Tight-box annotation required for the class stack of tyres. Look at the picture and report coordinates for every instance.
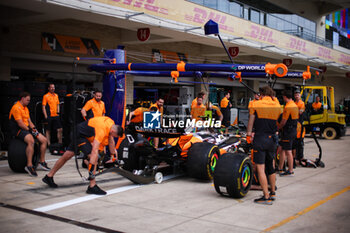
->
[214,153,253,198]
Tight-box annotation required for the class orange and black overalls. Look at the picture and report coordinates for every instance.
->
[130,107,149,123]
[191,103,206,121]
[42,92,62,130]
[294,99,305,160]
[67,116,115,157]
[191,98,198,110]
[211,105,222,121]
[280,101,299,151]
[149,103,163,115]
[250,96,281,175]
[82,98,106,119]
[9,101,31,140]
[220,97,230,127]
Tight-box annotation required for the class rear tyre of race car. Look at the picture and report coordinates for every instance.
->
[117,136,138,172]
[8,139,39,173]
[117,134,154,172]
[214,153,252,198]
[187,142,220,180]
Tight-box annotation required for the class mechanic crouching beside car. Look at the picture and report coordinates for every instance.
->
[42,116,124,195]
[246,86,281,205]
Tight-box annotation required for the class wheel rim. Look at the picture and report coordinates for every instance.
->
[326,130,333,137]
[324,127,336,139]
[155,172,163,184]
[210,153,219,173]
[241,164,251,189]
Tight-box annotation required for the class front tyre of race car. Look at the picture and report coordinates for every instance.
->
[187,142,220,180]
[214,153,252,198]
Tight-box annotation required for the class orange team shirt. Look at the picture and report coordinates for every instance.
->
[131,107,148,123]
[282,101,299,121]
[9,101,30,126]
[248,99,258,109]
[295,99,305,113]
[87,116,115,147]
[42,92,60,117]
[149,103,163,115]
[191,104,206,120]
[99,138,108,152]
[83,98,105,117]
[249,96,281,134]
[312,102,322,111]
[191,98,198,109]
[212,105,222,117]
[220,97,229,108]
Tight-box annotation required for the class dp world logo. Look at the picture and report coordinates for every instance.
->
[143,111,161,129]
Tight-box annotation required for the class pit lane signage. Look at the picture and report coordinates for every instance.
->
[229,47,239,57]
[283,58,293,68]
[137,28,151,42]
[152,49,188,63]
[41,33,100,55]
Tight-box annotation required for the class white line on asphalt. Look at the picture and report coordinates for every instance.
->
[34,184,139,212]
[34,174,182,212]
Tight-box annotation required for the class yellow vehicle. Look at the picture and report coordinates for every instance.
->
[301,86,346,139]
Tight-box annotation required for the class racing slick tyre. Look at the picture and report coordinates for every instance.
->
[117,136,138,172]
[322,127,337,140]
[117,134,153,172]
[187,142,220,180]
[213,153,252,198]
[8,138,39,173]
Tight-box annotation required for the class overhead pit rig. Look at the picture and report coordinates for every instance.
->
[66,19,329,192]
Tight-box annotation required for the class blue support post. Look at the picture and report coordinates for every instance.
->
[102,46,127,129]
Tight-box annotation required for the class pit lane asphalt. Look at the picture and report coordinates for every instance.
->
[0,128,349,233]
